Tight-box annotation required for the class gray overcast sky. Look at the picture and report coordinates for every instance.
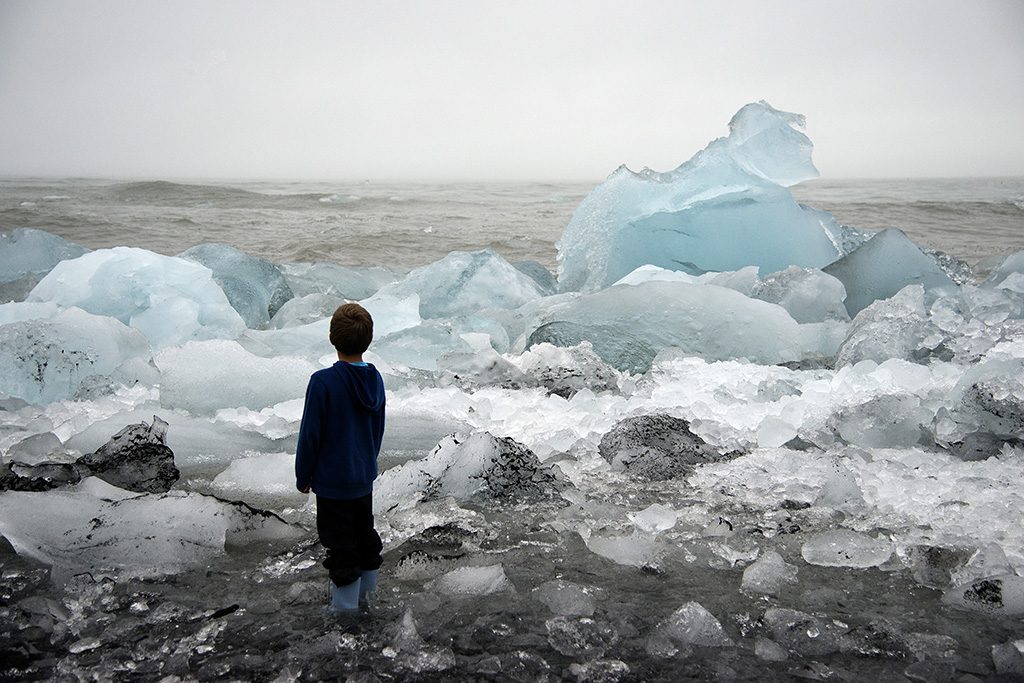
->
[1,0,1022,182]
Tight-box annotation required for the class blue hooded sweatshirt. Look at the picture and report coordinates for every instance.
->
[295,361,386,499]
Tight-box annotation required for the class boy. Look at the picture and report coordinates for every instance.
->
[295,303,386,612]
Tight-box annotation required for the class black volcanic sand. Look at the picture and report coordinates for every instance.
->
[2,496,1021,683]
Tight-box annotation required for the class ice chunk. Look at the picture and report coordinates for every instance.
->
[76,416,178,494]
[813,461,866,510]
[833,285,941,367]
[612,264,761,296]
[761,607,848,656]
[210,452,307,508]
[373,316,509,372]
[513,342,625,398]
[654,601,733,647]
[366,249,548,319]
[154,340,318,413]
[0,307,155,404]
[942,575,1024,616]
[823,229,959,318]
[360,292,422,338]
[265,293,347,329]
[545,616,618,658]
[385,610,457,673]
[832,393,932,449]
[983,250,1024,289]
[531,580,598,617]
[557,102,843,292]
[741,550,799,594]
[279,262,401,300]
[0,301,61,325]
[948,358,1024,442]
[993,639,1024,676]
[754,637,789,661]
[237,318,333,361]
[526,280,833,373]
[375,432,562,511]
[4,432,65,465]
[751,266,850,323]
[425,564,513,596]
[584,529,660,568]
[801,530,893,568]
[568,660,630,682]
[628,503,679,534]
[178,243,294,328]
[27,247,245,348]
[512,260,558,296]
[62,408,293,474]
[0,228,89,283]
[0,477,299,575]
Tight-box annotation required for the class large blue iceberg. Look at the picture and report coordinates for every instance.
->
[556,101,848,292]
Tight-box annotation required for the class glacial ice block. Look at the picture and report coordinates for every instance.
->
[525,280,837,373]
[823,229,958,318]
[154,340,319,413]
[365,249,548,319]
[984,250,1024,289]
[372,316,510,371]
[27,247,246,348]
[0,477,299,575]
[556,101,843,292]
[0,307,154,404]
[178,243,294,328]
[0,228,89,283]
[280,262,402,300]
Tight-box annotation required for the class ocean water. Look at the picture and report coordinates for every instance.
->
[3,176,1022,274]
[2,175,1024,682]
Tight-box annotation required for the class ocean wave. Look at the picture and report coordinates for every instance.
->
[107,180,261,204]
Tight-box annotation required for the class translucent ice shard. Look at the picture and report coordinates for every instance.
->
[426,564,512,596]
[801,529,893,568]
[178,243,294,328]
[741,550,799,595]
[823,229,959,317]
[557,101,843,292]
[0,228,89,284]
[366,248,547,319]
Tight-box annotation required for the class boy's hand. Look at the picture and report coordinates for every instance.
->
[301,486,311,493]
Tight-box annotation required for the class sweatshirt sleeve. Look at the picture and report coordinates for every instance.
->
[294,376,324,492]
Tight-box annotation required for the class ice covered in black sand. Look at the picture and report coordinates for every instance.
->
[3,102,1024,681]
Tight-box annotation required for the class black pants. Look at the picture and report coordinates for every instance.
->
[316,493,383,587]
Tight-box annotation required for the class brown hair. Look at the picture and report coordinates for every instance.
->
[329,303,373,355]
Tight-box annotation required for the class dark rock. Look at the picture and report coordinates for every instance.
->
[77,416,179,493]
[598,413,742,480]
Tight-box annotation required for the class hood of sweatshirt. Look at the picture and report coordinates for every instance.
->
[332,361,386,412]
